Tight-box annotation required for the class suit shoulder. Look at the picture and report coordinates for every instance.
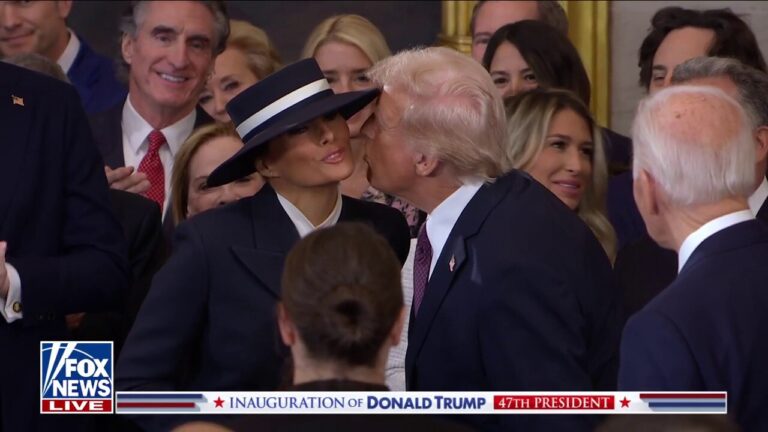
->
[0,61,77,101]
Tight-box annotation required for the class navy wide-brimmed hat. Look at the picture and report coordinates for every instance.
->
[206,58,379,187]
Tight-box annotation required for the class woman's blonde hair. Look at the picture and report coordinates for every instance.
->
[171,123,241,226]
[301,14,391,63]
[504,88,617,260]
[227,19,282,80]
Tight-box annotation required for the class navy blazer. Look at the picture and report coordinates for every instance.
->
[404,171,620,432]
[116,184,409,431]
[67,36,126,114]
[89,100,214,238]
[615,194,768,323]
[0,62,129,432]
[619,220,768,431]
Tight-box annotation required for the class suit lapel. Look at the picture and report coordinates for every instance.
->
[0,65,32,232]
[405,179,509,377]
[96,103,126,168]
[230,185,299,299]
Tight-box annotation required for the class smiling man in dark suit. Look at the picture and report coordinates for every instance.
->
[0,61,128,432]
[0,1,126,114]
[618,84,768,431]
[89,1,227,233]
[361,47,619,432]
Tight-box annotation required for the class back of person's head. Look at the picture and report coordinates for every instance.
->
[227,19,282,80]
[672,56,768,130]
[3,52,69,83]
[367,46,506,180]
[633,85,755,206]
[638,7,767,90]
[470,1,568,37]
[171,122,240,225]
[482,20,590,104]
[301,14,391,64]
[597,414,738,432]
[503,88,614,258]
[281,223,403,367]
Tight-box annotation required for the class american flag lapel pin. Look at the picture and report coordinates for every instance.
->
[12,95,24,106]
[449,255,456,272]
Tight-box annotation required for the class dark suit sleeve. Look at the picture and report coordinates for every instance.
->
[618,310,701,390]
[117,219,208,392]
[8,83,128,319]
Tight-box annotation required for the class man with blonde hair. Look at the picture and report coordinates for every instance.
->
[619,85,768,431]
[361,47,619,431]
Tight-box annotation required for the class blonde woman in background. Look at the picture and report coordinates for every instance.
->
[302,14,423,238]
[199,20,282,123]
[504,88,616,260]
[171,123,264,225]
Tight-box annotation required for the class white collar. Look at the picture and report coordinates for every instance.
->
[748,177,768,216]
[425,178,484,276]
[57,29,80,74]
[678,209,754,272]
[121,96,196,158]
[276,190,343,238]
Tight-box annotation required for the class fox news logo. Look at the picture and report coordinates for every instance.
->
[40,341,113,413]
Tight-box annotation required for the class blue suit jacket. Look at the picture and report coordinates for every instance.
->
[67,36,126,115]
[116,184,409,431]
[619,219,768,431]
[0,62,129,431]
[404,171,620,432]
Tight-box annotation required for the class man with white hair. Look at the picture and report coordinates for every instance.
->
[616,57,768,320]
[619,85,768,431]
[361,47,619,432]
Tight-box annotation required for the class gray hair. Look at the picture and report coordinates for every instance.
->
[671,56,768,129]
[632,85,755,206]
[367,47,506,181]
[3,53,70,83]
[120,1,229,54]
[471,1,569,36]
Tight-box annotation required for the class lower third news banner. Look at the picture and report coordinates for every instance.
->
[114,392,727,415]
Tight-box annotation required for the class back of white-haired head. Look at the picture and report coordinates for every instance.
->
[367,47,506,180]
[632,84,755,206]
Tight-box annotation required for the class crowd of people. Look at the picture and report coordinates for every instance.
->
[1,1,767,431]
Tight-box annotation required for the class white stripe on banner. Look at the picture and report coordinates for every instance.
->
[236,78,331,138]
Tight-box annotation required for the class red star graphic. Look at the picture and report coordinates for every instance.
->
[214,397,225,408]
[620,397,630,408]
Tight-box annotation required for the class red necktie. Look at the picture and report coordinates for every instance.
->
[138,130,166,211]
[412,223,432,317]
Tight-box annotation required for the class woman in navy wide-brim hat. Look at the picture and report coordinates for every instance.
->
[116,59,409,424]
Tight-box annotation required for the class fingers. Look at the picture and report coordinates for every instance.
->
[105,165,134,185]
[109,169,151,194]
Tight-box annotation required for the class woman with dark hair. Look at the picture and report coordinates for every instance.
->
[482,19,631,173]
[117,58,410,431]
[638,7,767,93]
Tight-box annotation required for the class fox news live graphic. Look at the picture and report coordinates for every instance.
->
[40,342,113,414]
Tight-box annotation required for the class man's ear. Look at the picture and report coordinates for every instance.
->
[754,126,768,167]
[57,1,73,19]
[121,34,134,66]
[634,168,660,218]
[276,303,296,347]
[413,152,439,177]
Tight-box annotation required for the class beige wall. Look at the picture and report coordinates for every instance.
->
[610,1,768,136]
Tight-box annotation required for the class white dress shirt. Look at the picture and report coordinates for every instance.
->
[423,178,484,277]
[276,190,342,238]
[748,177,768,216]
[56,30,80,74]
[122,96,196,215]
[677,209,754,272]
